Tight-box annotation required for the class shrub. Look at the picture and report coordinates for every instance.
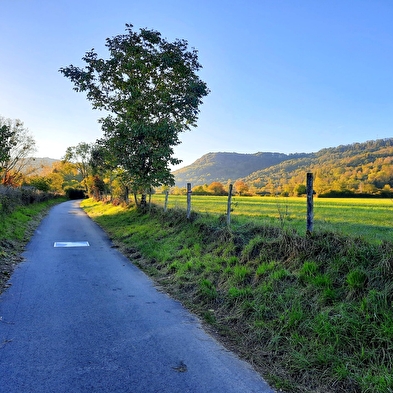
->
[0,185,55,214]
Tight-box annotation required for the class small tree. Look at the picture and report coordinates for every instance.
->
[294,184,307,196]
[29,177,51,192]
[0,117,36,186]
[234,180,249,196]
[63,142,93,192]
[60,24,209,207]
[0,122,16,165]
[192,184,209,195]
[52,161,81,191]
[90,175,107,201]
[207,181,227,196]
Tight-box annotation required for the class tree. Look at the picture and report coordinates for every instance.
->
[207,181,227,196]
[51,160,81,191]
[0,122,16,165]
[29,176,51,192]
[60,24,209,207]
[294,184,307,196]
[234,180,249,196]
[62,142,93,192]
[192,184,208,195]
[0,116,36,186]
[90,175,107,201]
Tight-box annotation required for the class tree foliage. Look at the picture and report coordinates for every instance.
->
[207,181,227,196]
[62,142,93,191]
[234,180,249,196]
[0,122,16,164]
[60,24,209,204]
[0,116,36,186]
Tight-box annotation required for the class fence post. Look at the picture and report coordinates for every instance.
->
[306,173,314,234]
[186,183,192,219]
[164,190,169,213]
[227,184,233,226]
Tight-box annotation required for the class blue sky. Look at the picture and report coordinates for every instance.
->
[1,1,392,169]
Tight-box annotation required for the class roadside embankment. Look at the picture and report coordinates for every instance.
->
[81,199,393,393]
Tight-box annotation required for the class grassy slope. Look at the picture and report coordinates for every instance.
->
[0,198,66,293]
[82,199,393,393]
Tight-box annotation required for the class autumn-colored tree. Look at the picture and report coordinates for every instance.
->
[234,180,249,196]
[207,182,226,196]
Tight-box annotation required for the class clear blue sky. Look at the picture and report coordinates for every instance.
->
[1,0,392,169]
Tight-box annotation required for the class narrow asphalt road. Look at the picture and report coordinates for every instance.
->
[0,200,275,393]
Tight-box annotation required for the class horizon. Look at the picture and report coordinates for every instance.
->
[31,135,392,171]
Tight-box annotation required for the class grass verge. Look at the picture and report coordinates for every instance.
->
[0,197,66,294]
[82,199,393,393]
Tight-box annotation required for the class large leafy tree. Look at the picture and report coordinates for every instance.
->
[60,24,209,205]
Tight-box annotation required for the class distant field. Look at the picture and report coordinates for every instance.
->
[151,195,393,243]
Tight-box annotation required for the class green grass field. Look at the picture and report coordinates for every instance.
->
[151,194,393,243]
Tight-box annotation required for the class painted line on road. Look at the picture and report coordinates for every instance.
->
[54,242,90,248]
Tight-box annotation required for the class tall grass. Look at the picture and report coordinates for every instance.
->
[82,199,393,393]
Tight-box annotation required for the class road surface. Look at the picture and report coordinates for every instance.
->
[0,200,274,393]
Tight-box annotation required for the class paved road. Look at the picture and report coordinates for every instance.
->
[0,200,274,393]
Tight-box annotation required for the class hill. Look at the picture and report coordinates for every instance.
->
[242,138,393,196]
[173,138,393,196]
[173,152,307,186]
[23,157,60,176]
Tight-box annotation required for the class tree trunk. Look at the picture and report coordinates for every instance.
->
[148,188,152,213]
[133,192,139,207]
[140,192,147,209]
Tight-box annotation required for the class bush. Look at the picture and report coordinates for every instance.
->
[0,193,16,214]
[0,185,57,215]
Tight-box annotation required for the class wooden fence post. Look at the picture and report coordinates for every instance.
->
[227,184,233,226]
[164,190,169,213]
[186,183,192,219]
[306,173,314,234]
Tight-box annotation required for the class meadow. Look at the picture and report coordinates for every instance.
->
[151,194,393,243]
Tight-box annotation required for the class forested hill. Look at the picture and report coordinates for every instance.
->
[242,138,393,196]
[173,151,307,186]
[24,157,60,176]
[173,139,393,196]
